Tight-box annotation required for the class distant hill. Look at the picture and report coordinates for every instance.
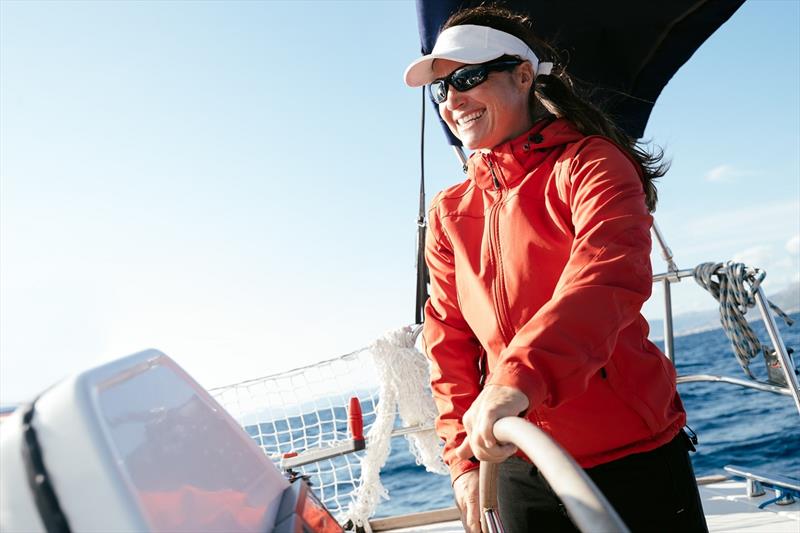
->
[770,282,800,314]
[648,282,799,340]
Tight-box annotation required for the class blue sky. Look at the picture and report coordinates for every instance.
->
[1,1,798,403]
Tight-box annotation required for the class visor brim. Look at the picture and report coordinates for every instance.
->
[403,49,505,87]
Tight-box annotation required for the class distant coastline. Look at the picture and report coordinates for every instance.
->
[648,282,800,341]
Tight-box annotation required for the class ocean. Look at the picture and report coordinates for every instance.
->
[372,311,800,518]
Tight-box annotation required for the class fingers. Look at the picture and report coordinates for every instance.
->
[470,432,517,462]
[454,471,481,533]
[461,495,481,533]
[462,403,474,435]
[455,438,474,460]
[474,408,497,451]
[472,409,518,461]
[469,396,502,460]
[456,404,477,460]
[461,388,524,462]
[457,429,515,462]
[457,492,480,533]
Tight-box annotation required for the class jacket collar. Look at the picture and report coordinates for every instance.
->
[467,118,584,190]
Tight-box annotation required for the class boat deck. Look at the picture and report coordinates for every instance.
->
[379,480,800,532]
[701,480,799,532]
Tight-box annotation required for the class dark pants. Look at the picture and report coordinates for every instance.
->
[497,432,708,532]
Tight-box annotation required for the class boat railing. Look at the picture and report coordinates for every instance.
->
[650,222,800,415]
[723,465,799,507]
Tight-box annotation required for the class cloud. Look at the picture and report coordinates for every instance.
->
[786,234,800,256]
[731,244,773,268]
[730,242,798,290]
[704,164,752,182]
[682,200,799,241]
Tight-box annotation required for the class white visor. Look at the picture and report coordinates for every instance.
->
[404,24,552,87]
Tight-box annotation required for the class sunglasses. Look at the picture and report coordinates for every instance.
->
[429,58,523,104]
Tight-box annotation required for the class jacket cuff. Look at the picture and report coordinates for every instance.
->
[449,459,479,485]
[486,361,548,411]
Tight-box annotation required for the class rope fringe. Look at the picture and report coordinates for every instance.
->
[341,326,446,530]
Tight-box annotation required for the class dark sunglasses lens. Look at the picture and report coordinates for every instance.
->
[450,65,488,91]
[429,60,511,103]
[430,80,448,103]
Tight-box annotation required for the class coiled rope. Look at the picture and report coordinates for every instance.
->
[693,261,794,378]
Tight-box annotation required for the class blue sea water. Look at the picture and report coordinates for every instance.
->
[372,312,800,518]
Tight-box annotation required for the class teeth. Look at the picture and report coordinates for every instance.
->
[457,110,484,125]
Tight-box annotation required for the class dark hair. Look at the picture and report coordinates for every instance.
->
[444,5,667,211]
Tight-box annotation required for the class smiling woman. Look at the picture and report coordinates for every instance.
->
[403,4,706,533]
[407,14,666,213]
[431,55,533,151]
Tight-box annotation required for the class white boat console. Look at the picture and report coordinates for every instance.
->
[0,350,340,533]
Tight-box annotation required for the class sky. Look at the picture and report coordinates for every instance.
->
[1,1,798,404]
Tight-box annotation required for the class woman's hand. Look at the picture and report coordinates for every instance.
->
[456,384,529,462]
[453,469,481,533]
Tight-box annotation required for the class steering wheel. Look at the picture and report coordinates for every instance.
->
[479,417,630,533]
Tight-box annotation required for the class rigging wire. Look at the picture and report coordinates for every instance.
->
[415,86,429,325]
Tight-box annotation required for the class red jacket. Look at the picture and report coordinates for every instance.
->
[422,118,686,482]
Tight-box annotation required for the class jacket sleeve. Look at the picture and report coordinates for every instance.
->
[486,137,654,410]
[422,198,483,483]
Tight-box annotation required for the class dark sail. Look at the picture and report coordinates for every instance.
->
[415,0,745,143]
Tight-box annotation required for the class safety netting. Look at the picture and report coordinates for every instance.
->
[209,326,447,529]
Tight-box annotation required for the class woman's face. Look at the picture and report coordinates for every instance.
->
[433,58,534,151]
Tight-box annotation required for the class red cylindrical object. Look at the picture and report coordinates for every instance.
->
[348,397,364,441]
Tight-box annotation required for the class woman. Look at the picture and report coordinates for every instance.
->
[403,5,707,533]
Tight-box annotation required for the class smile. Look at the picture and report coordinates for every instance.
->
[456,110,485,126]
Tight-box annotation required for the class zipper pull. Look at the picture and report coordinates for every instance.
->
[487,158,500,189]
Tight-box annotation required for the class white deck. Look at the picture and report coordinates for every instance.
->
[383,480,799,532]
[701,481,799,532]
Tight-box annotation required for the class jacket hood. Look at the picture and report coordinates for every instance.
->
[467,118,585,190]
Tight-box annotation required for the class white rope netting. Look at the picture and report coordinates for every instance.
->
[209,326,446,528]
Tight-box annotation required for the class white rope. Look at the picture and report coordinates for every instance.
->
[693,261,793,378]
[341,326,446,530]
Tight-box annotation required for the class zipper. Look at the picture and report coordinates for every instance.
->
[488,159,501,189]
[486,154,541,429]
[485,155,515,345]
